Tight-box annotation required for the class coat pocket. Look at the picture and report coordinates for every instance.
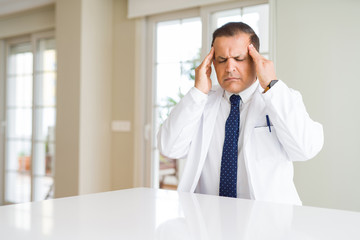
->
[252,127,283,163]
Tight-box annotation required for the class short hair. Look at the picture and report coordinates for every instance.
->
[211,22,260,51]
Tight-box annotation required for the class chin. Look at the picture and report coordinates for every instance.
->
[221,82,245,93]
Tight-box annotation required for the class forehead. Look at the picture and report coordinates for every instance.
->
[213,33,251,56]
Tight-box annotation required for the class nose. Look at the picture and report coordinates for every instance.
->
[225,58,236,73]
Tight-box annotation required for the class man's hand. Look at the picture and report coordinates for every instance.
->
[248,44,277,89]
[195,47,214,94]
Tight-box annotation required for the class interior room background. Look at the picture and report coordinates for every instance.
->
[0,0,359,212]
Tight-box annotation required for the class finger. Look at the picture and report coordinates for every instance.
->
[203,47,214,66]
[248,44,263,62]
[206,66,212,77]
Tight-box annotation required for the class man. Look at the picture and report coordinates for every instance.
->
[157,22,323,205]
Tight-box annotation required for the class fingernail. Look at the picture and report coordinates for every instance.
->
[249,44,254,48]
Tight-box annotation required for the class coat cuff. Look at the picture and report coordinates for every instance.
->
[190,87,208,104]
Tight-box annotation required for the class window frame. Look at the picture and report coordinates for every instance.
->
[0,40,5,205]
[1,30,56,205]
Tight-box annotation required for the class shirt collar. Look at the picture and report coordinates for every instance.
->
[223,80,259,104]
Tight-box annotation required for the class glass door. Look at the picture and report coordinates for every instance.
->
[154,17,202,189]
[32,38,56,201]
[4,34,56,204]
[5,41,33,203]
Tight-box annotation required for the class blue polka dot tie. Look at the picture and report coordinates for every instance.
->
[219,94,241,198]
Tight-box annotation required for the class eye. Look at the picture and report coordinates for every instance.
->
[235,58,245,62]
[218,59,227,63]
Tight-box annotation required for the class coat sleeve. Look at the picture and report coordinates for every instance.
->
[157,87,207,159]
[262,80,324,161]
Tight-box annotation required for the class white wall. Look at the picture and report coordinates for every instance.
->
[79,0,113,194]
[275,0,360,211]
[55,0,81,197]
[111,0,136,190]
[55,0,113,197]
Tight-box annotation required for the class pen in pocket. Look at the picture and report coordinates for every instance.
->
[266,115,271,132]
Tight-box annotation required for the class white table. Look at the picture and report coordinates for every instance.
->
[0,188,359,239]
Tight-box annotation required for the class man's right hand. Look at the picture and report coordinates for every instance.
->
[195,47,214,94]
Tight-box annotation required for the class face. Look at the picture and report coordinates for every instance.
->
[213,33,257,93]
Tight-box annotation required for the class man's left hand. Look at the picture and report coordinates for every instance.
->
[248,44,277,90]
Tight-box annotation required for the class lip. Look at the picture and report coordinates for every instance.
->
[224,77,240,81]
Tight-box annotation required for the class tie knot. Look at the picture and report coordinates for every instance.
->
[230,94,241,106]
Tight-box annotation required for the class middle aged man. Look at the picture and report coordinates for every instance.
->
[157,22,324,205]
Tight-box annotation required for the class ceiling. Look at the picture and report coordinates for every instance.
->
[0,0,54,17]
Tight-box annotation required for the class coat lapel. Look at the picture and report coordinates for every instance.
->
[190,86,223,192]
[241,86,266,199]
[243,87,266,149]
[201,86,223,157]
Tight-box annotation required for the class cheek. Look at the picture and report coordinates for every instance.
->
[214,64,224,77]
[249,63,257,76]
[213,63,221,72]
[237,62,254,74]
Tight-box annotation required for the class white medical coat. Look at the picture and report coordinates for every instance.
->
[157,80,324,205]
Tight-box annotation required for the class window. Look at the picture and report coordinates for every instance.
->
[154,17,202,189]
[147,1,270,189]
[3,32,56,204]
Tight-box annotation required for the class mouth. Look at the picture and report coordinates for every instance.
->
[224,77,241,81]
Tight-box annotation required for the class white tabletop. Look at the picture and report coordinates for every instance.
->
[0,187,359,239]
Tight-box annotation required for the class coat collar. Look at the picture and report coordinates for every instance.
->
[223,80,259,105]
